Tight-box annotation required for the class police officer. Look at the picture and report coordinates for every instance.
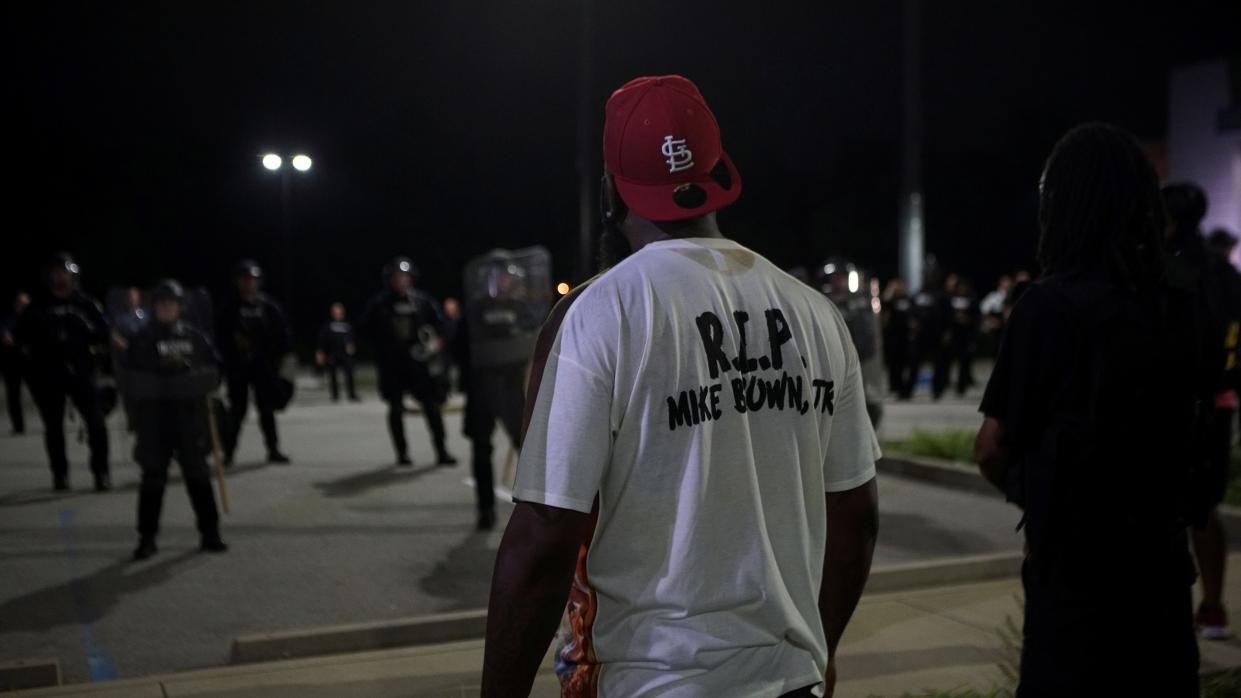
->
[16,253,111,491]
[125,280,227,560]
[361,256,457,466]
[458,249,552,529]
[948,278,980,396]
[907,265,951,400]
[316,302,358,402]
[882,278,913,399]
[217,260,291,465]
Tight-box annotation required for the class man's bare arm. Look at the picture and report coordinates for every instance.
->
[974,416,1008,492]
[481,501,591,697]
[820,477,879,658]
[482,278,598,696]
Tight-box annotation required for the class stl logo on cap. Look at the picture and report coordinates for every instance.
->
[604,74,742,222]
[661,136,694,173]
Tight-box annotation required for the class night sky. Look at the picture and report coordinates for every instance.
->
[6,1,1239,355]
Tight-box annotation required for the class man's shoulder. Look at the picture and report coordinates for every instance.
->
[541,277,600,339]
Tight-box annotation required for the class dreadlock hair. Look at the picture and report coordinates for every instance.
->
[1036,122,1166,292]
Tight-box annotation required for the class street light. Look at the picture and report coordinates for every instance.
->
[259,151,313,306]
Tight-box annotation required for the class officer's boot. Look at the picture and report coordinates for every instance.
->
[186,477,227,553]
[426,406,457,466]
[134,470,166,560]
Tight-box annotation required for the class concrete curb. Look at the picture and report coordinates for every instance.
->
[228,553,1025,665]
[865,552,1023,594]
[881,455,1241,538]
[878,455,999,497]
[230,609,487,665]
[0,658,60,692]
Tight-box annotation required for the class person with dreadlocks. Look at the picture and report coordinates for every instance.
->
[1163,183,1241,642]
[974,123,1204,696]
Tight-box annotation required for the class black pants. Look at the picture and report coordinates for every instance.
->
[325,358,357,401]
[381,362,448,460]
[2,359,23,433]
[907,337,949,399]
[952,337,976,396]
[32,374,109,479]
[135,407,219,540]
[464,368,525,515]
[885,345,910,398]
[1018,557,1200,697]
[224,367,279,456]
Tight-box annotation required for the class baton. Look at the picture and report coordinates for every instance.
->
[205,396,231,514]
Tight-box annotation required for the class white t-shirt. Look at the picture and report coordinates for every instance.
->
[514,237,880,698]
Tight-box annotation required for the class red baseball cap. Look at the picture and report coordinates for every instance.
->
[603,75,742,222]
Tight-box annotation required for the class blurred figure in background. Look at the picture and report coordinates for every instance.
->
[2,291,31,434]
[976,123,1201,695]
[124,280,227,560]
[316,302,358,403]
[882,277,913,399]
[1164,184,1241,642]
[362,256,457,467]
[112,287,147,345]
[948,278,980,396]
[16,253,111,491]
[218,259,292,465]
[458,248,552,530]
[979,275,1012,355]
[908,262,951,400]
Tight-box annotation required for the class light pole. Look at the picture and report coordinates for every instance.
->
[898,0,924,293]
[260,152,312,307]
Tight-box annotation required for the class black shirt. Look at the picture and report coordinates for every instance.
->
[980,274,1201,557]
[360,290,444,368]
[217,293,290,369]
[317,321,354,360]
[15,290,110,378]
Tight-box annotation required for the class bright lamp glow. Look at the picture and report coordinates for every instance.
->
[556,282,570,296]
[292,154,312,172]
[847,270,860,294]
[261,153,282,171]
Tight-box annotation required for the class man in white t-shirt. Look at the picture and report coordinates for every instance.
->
[482,75,880,698]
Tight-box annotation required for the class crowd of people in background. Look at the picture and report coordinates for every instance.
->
[1,147,1239,696]
[0,250,548,563]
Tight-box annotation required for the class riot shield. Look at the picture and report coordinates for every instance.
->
[463,247,553,369]
[816,260,886,427]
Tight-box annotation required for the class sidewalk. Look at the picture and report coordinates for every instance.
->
[12,553,1241,697]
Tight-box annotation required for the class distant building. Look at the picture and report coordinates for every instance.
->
[1168,58,1241,269]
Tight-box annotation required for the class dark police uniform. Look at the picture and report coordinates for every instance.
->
[453,304,531,529]
[882,290,913,399]
[980,274,1201,696]
[907,286,949,399]
[948,288,980,396]
[16,289,111,488]
[217,291,291,463]
[124,317,225,556]
[361,288,452,464]
[317,319,357,401]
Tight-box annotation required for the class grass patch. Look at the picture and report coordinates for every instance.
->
[883,428,977,464]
